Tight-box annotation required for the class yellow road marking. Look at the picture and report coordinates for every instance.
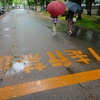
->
[0,69,100,99]
[47,51,71,67]
[88,47,100,61]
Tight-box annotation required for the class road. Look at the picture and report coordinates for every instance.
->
[0,9,100,100]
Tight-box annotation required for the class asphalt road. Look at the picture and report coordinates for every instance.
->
[0,9,100,100]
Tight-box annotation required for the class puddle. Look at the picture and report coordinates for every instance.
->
[4,28,10,31]
[6,35,9,37]
[2,35,10,37]
[6,62,28,76]
[12,62,25,72]
[6,55,29,76]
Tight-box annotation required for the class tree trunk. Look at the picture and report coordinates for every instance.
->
[78,14,82,19]
[98,4,100,16]
[86,2,92,16]
[27,0,30,9]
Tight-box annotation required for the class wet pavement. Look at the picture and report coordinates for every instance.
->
[0,9,100,100]
[33,11,100,43]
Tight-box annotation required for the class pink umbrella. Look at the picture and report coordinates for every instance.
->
[47,1,66,16]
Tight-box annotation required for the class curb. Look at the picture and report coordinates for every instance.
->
[73,25,100,42]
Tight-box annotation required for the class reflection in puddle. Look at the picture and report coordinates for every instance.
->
[6,55,29,76]
[6,35,9,37]
[4,28,10,31]
[12,62,25,72]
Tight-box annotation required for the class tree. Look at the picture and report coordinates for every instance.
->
[97,1,100,20]
[27,0,34,9]
[6,0,13,8]
[0,0,6,8]
[45,0,52,12]
[85,0,95,16]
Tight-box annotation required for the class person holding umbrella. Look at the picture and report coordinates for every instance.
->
[65,2,83,36]
[47,0,66,36]
[66,10,74,36]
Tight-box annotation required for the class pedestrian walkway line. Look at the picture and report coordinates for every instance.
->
[0,69,100,99]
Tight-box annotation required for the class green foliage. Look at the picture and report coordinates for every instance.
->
[13,0,23,4]
[0,2,2,6]
[76,15,100,32]
[29,0,34,5]
[45,0,52,2]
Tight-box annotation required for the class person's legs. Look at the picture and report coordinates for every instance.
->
[68,18,74,36]
[52,23,56,36]
[68,30,72,35]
